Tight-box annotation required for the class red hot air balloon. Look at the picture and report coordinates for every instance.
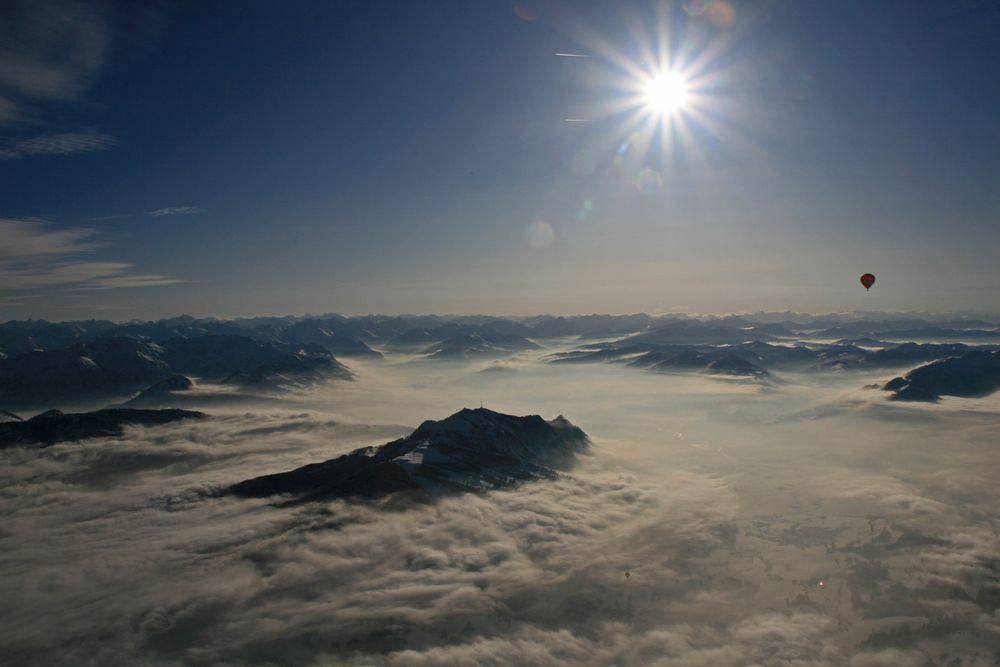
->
[860,273,875,291]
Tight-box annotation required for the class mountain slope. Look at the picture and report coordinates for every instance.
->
[0,337,173,407]
[883,350,1000,401]
[121,375,194,407]
[0,410,22,423]
[276,320,382,357]
[231,407,589,501]
[162,336,353,390]
[424,333,540,359]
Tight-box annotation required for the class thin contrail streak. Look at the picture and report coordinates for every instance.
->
[555,52,590,58]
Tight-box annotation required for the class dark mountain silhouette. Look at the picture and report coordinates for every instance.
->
[231,407,589,501]
[424,333,540,359]
[878,327,1000,340]
[0,337,173,407]
[0,408,205,448]
[835,338,892,347]
[813,322,1000,341]
[383,321,536,351]
[529,316,580,338]
[5,314,1000,408]
[883,350,1000,401]
[384,327,444,350]
[161,336,353,390]
[632,348,769,377]
[548,343,659,364]
[864,343,977,366]
[275,320,381,357]
[624,320,776,346]
[564,314,655,339]
[554,340,822,372]
[0,319,116,357]
[119,375,287,409]
[706,354,770,377]
[0,334,353,408]
[121,375,194,406]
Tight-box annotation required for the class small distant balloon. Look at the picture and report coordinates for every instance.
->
[860,273,875,291]
[624,571,631,579]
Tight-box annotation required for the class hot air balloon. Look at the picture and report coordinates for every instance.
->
[860,273,875,291]
[624,571,631,580]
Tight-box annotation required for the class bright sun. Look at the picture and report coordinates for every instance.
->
[643,71,688,114]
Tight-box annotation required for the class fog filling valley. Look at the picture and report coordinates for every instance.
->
[2,331,999,667]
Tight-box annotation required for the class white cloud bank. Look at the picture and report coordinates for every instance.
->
[1,357,999,665]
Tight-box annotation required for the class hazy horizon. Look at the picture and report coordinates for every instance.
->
[6,308,1000,326]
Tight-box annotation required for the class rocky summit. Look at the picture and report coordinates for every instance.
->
[231,407,589,501]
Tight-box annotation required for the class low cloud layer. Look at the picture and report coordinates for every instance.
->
[1,357,999,665]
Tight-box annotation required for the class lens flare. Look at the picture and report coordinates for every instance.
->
[527,220,554,248]
[636,167,662,194]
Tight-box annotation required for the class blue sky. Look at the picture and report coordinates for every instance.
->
[2,0,999,320]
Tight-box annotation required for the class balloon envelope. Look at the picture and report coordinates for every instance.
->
[860,273,875,291]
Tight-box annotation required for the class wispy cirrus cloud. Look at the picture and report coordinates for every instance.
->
[0,128,115,160]
[0,1,111,118]
[0,218,99,258]
[0,218,180,292]
[0,1,130,160]
[147,206,205,218]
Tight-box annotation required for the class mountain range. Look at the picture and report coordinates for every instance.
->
[3,313,1000,407]
[0,335,352,409]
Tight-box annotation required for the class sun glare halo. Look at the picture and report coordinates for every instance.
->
[643,71,689,115]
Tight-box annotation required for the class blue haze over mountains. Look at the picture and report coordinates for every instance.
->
[2,310,1000,412]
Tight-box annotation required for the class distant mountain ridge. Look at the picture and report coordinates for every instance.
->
[0,335,352,409]
[3,313,1000,409]
[231,407,589,501]
[424,332,540,359]
[0,408,206,448]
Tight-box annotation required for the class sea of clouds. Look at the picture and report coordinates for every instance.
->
[2,351,999,665]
